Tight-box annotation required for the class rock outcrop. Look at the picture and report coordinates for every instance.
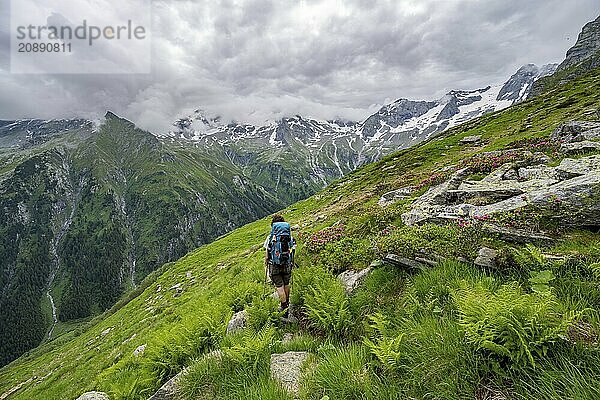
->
[378,187,415,207]
[529,15,600,97]
[226,310,248,335]
[460,135,482,145]
[338,267,372,294]
[557,15,600,72]
[402,129,600,228]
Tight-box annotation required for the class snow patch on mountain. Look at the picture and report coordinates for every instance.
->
[160,63,558,170]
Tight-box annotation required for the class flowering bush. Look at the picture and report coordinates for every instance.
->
[415,173,448,190]
[507,137,562,156]
[460,152,521,174]
[306,224,345,253]
[319,237,374,272]
[457,215,490,229]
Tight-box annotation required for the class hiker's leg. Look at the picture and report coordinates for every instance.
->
[276,286,287,303]
[284,285,290,302]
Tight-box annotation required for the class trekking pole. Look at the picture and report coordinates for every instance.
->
[264,256,269,298]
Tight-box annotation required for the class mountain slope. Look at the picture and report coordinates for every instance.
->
[1,57,599,400]
[0,58,569,368]
[0,113,290,366]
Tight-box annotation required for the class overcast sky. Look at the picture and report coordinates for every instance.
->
[0,0,598,133]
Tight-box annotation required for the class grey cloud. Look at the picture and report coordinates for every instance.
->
[0,0,598,133]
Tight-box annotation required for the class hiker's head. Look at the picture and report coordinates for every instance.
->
[271,214,285,225]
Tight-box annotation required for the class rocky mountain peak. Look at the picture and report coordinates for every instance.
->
[558,15,600,71]
[496,63,557,102]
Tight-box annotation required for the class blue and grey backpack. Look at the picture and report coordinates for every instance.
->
[269,222,293,265]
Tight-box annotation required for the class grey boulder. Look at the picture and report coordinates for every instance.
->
[226,310,248,335]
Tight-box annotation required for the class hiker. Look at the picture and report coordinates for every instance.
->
[264,214,296,317]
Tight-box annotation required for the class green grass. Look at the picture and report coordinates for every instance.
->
[1,68,600,399]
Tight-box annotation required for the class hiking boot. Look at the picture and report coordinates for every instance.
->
[279,301,289,318]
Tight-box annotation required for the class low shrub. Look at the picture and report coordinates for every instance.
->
[376,224,483,261]
[348,203,406,235]
[318,237,374,272]
[460,152,523,174]
[305,224,345,253]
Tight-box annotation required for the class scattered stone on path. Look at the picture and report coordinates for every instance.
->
[474,247,498,268]
[76,392,110,400]
[378,187,415,207]
[133,344,147,357]
[226,310,248,335]
[383,254,427,271]
[337,267,372,294]
[460,135,482,145]
[270,351,310,395]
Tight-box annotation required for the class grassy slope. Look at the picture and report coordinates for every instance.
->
[0,69,599,399]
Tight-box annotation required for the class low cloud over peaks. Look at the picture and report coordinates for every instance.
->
[0,0,598,133]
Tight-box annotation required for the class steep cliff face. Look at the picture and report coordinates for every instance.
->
[558,15,600,71]
[529,15,600,97]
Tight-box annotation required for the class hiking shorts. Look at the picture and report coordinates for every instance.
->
[269,262,292,288]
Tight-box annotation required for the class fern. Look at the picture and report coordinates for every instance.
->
[304,283,352,337]
[512,244,548,270]
[222,326,275,372]
[453,281,580,368]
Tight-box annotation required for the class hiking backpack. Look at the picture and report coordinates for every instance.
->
[269,222,293,265]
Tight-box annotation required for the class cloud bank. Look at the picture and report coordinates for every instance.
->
[0,0,598,133]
